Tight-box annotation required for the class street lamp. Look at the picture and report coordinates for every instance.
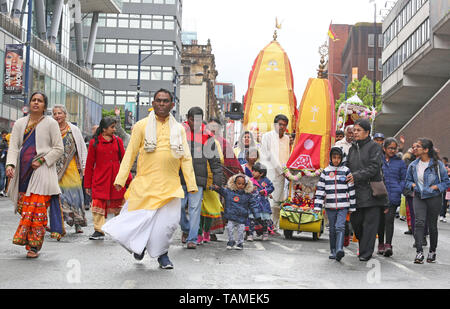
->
[328,73,349,101]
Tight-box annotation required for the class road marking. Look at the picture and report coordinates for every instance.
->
[253,242,266,251]
[271,242,295,252]
[379,257,429,281]
[120,280,137,289]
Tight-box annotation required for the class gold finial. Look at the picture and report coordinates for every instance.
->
[274,17,282,41]
[318,42,329,79]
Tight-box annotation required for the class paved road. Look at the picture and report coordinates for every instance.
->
[1,197,450,289]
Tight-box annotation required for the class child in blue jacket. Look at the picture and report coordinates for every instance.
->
[212,174,258,250]
[249,163,274,241]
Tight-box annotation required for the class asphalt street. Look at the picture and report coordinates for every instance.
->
[1,197,450,289]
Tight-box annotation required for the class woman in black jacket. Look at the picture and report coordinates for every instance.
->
[346,119,388,261]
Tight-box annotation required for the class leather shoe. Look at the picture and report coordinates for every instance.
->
[359,256,371,262]
[181,233,188,244]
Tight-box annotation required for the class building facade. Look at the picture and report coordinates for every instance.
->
[179,39,220,122]
[375,0,450,153]
[0,0,110,135]
[341,23,383,85]
[83,0,183,121]
[327,24,351,102]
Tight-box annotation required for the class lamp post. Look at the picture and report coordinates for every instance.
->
[22,0,32,114]
[136,48,167,122]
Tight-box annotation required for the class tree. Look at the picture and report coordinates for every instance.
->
[336,76,382,112]
[102,107,130,134]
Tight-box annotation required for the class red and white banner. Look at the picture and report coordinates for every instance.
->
[287,133,322,170]
[4,44,24,95]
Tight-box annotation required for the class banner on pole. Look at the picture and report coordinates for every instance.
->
[4,44,24,95]
[125,102,136,130]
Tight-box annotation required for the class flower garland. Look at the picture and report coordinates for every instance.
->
[283,166,323,182]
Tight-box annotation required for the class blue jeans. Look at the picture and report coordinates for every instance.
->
[180,186,204,244]
[326,208,349,253]
[0,162,5,191]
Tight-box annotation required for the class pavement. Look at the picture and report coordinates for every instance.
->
[1,197,450,289]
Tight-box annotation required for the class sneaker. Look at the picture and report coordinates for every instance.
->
[226,241,235,250]
[203,232,210,243]
[197,235,203,245]
[426,251,436,263]
[247,234,254,242]
[157,252,173,269]
[262,233,269,241]
[414,251,424,264]
[377,244,385,255]
[89,231,104,240]
[186,242,196,249]
[234,243,244,250]
[384,244,393,257]
[0,190,5,197]
[133,249,146,261]
[440,216,447,223]
[335,250,345,262]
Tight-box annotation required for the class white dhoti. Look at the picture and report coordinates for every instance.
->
[268,171,287,230]
[102,198,181,258]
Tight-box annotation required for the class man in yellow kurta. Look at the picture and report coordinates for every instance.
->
[102,89,197,270]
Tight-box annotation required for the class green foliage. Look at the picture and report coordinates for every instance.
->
[336,76,382,112]
[101,108,130,134]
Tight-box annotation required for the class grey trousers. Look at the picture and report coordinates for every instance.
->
[227,221,245,245]
[413,195,441,253]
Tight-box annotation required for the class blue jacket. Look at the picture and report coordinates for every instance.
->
[251,177,275,215]
[406,159,450,200]
[214,174,258,224]
[382,155,407,205]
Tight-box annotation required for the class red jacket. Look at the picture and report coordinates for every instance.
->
[84,134,126,200]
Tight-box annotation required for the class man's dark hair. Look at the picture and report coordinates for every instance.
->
[443,157,448,162]
[187,107,204,119]
[274,114,289,124]
[354,119,371,132]
[153,88,173,102]
[1,130,8,135]
[336,130,344,136]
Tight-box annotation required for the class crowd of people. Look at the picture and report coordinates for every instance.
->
[2,89,449,268]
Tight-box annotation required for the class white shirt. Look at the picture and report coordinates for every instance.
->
[417,160,429,190]
[334,138,352,156]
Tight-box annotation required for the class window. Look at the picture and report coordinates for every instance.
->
[368,58,375,71]
[368,34,375,47]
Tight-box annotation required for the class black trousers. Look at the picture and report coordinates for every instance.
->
[414,195,441,253]
[377,204,398,245]
[351,206,381,259]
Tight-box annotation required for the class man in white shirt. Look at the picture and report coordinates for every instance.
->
[334,125,354,157]
[260,115,291,232]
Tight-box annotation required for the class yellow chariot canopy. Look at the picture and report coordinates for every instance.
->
[243,40,298,136]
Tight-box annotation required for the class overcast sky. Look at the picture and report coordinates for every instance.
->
[182,0,390,102]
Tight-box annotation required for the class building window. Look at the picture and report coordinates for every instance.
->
[368,58,375,71]
[368,34,375,47]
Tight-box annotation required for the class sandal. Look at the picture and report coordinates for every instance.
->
[27,248,39,258]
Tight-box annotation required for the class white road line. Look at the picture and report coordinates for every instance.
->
[271,242,295,252]
[120,280,137,289]
[253,242,266,251]
[379,257,430,281]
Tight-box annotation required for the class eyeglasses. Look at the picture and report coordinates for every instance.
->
[154,99,171,104]
[387,147,397,151]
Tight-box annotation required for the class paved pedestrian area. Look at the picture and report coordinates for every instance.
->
[1,198,449,289]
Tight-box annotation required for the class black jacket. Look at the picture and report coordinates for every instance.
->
[346,136,388,209]
[0,139,8,164]
[180,123,223,189]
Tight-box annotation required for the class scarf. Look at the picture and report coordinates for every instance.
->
[144,111,184,158]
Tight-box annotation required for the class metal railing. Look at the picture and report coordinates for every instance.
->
[0,12,99,88]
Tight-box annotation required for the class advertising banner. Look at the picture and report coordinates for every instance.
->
[125,102,136,130]
[4,44,24,95]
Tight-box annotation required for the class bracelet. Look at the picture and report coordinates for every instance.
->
[38,158,44,165]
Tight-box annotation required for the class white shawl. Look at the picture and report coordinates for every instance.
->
[144,111,185,158]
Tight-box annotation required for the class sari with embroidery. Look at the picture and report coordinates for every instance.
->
[13,123,65,250]
[56,128,86,227]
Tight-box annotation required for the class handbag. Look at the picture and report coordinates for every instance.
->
[357,144,388,198]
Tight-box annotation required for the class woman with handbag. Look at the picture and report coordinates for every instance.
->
[6,92,64,258]
[377,137,407,257]
[346,119,388,262]
[405,139,449,264]
[84,117,130,240]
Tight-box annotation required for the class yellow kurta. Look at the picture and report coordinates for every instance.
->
[114,116,198,211]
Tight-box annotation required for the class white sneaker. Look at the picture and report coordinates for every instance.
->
[247,234,254,242]
[440,216,447,223]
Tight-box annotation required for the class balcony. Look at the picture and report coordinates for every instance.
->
[79,0,123,14]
